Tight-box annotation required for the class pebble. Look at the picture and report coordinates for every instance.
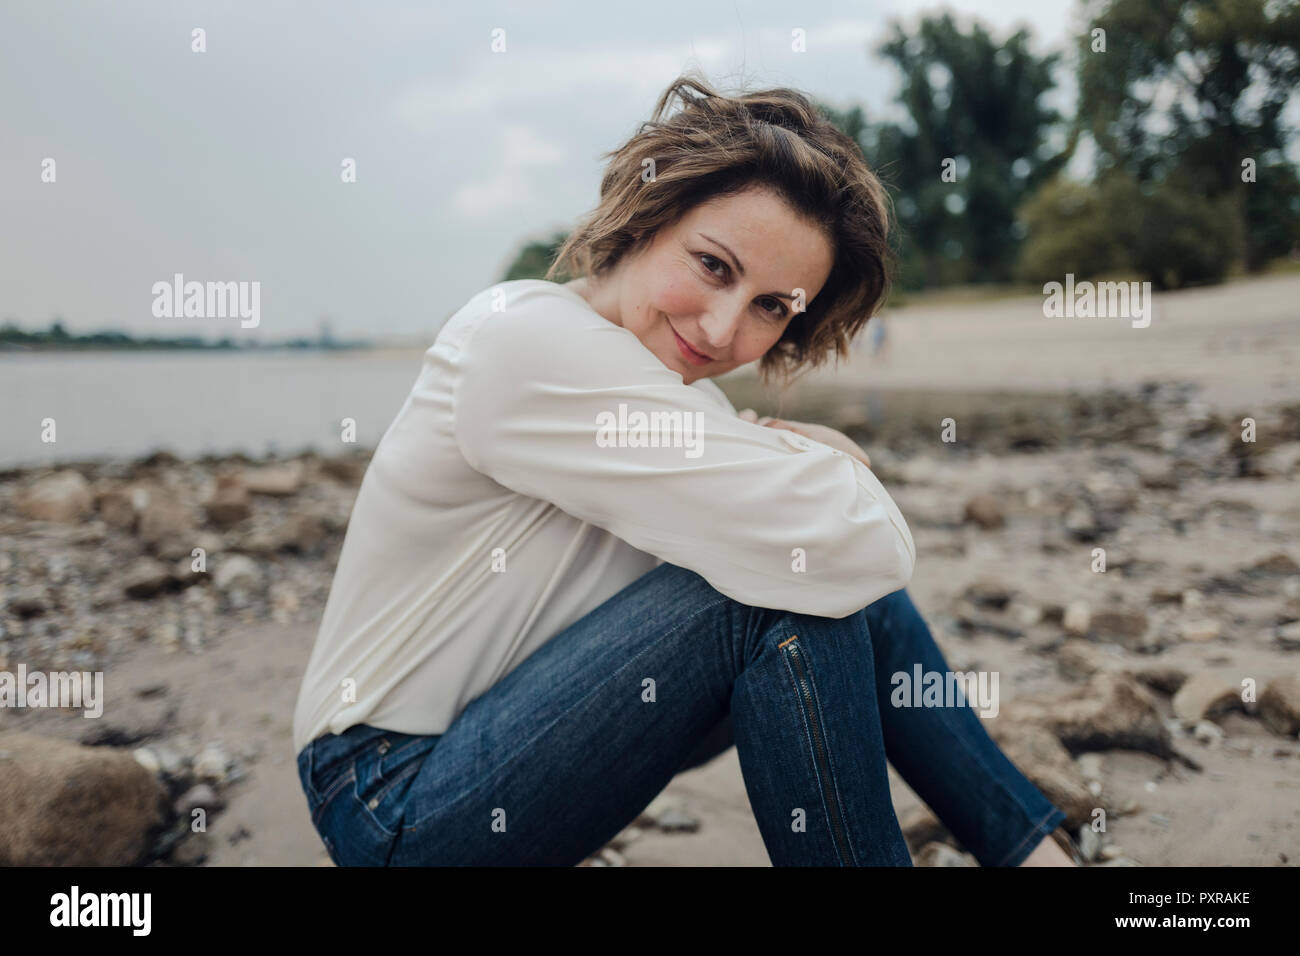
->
[1077,826,1102,862]
[133,747,161,774]
[655,807,701,832]
[193,743,231,784]
[1193,720,1225,745]
[1063,601,1091,636]
[174,783,224,816]
[1178,619,1221,643]
[598,847,627,867]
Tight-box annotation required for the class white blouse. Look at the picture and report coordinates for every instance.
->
[292,279,915,752]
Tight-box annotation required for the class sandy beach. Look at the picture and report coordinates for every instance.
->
[2,273,1298,866]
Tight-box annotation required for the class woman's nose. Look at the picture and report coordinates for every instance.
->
[697,298,746,351]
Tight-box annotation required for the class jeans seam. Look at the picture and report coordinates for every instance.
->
[400,591,736,832]
[312,766,357,827]
[995,807,1064,867]
[779,633,859,866]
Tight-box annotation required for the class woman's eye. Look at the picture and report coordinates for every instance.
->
[698,253,726,277]
[697,253,785,319]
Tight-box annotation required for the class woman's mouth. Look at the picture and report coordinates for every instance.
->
[669,322,713,366]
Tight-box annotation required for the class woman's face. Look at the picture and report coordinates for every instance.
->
[581,186,835,384]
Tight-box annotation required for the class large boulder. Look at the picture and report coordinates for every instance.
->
[1000,672,1173,759]
[15,471,93,523]
[985,720,1096,828]
[0,731,168,865]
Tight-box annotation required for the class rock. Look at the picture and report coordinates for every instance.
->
[275,513,328,554]
[151,742,190,779]
[962,495,1004,530]
[193,743,231,784]
[133,748,161,774]
[1276,621,1300,650]
[598,847,627,867]
[205,491,252,529]
[270,582,301,622]
[1172,672,1243,725]
[609,825,643,850]
[1193,720,1225,745]
[171,556,205,587]
[1137,460,1179,490]
[899,804,950,854]
[1178,619,1221,643]
[1090,609,1150,648]
[961,577,1014,610]
[1063,505,1098,541]
[986,720,1095,827]
[1077,826,1102,862]
[1251,553,1300,577]
[1008,601,1043,627]
[79,712,171,747]
[954,604,1025,639]
[212,555,262,595]
[1076,752,1105,781]
[123,558,174,599]
[915,842,976,866]
[1002,672,1173,759]
[135,487,197,559]
[635,794,699,832]
[0,730,167,865]
[95,488,138,530]
[170,831,212,866]
[1063,601,1091,636]
[16,471,93,523]
[655,807,700,832]
[1259,675,1300,736]
[1132,666,1189,695]
[174,783,224,816]
[319,456,367,484]
[9,586,50,618]
[243,460,305,496]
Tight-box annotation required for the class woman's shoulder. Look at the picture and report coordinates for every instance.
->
[434,279,600,351]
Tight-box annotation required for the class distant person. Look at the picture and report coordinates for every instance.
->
[869,313,890,359]
[292,73,1077,867]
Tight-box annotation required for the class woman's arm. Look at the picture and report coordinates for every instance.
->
[449,287,914,618]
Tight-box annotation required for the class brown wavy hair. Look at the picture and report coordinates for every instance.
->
[546,70,895,387]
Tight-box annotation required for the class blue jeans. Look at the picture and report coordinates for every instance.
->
[296,562,1065,865]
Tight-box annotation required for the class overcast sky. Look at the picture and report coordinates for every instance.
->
[2,0,1079,344]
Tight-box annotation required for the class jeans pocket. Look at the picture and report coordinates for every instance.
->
[352,737,427,840]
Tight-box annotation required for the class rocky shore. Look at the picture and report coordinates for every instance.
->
[1,381,1298,866]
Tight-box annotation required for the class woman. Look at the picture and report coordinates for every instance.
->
[292,73,1076,866]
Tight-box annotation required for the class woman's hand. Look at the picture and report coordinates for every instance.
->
[738,408,871,468]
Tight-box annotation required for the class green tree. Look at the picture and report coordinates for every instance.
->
[1077,0,1300,271]
[868,12,1072,288]
[502,230,571,281]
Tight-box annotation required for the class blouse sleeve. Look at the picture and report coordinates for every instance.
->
[450,286,914,618]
